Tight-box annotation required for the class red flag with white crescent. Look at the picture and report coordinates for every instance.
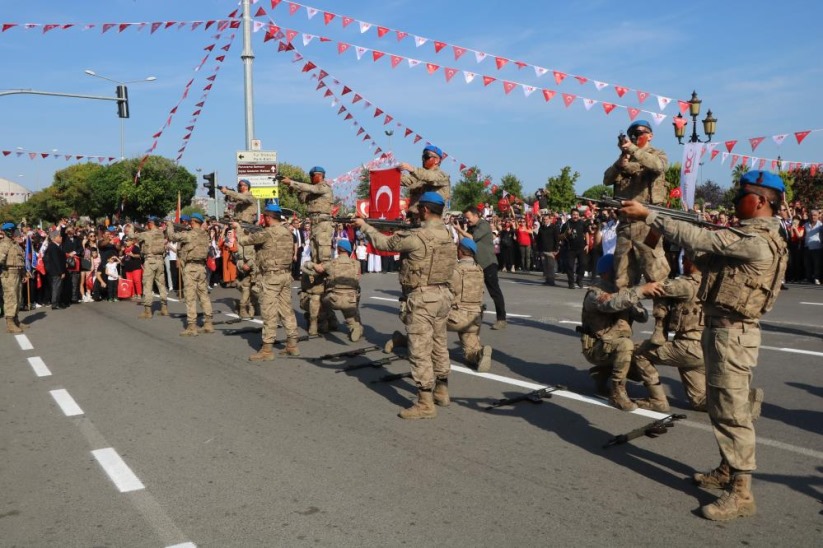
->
[369,168,401,220]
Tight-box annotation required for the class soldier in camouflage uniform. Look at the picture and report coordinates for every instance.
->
[219,179,258,224]
[303,239,363,342]
[579,254,667,411]
[281,167,334,263]
[603,120,671,346]
[355,192,456,420]
[384,238,492,372]
[298,262,331,337]
[128,216,169,319]
[167,213,214,336]
[621,170,788,521]
[234,235,259,319]
[0,222,27,334]
[234,203,300,361]
[398,144,451,215]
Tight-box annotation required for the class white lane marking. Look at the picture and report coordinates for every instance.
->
[27,356,52,377]
[91,448,145,493]
[448,365,823,460]
[15,334,33,350]
[49,389,84,417]
[166,543,197,548]
[483,311,532,318]
[761,345,823,357]
[224,312,263,324]
[371,296,398,302]
[800,301,823,306]
[559,320,581,325]
[167,297,179,302]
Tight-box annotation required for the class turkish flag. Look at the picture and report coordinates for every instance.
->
[369,168,401,220]
[356,199,370,218]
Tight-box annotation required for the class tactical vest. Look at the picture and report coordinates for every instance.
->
[580,286,633,342]
[305,183,333,215]
[185,229,210,262]
[327,256,359,291]
[141,229,166,256]
[233,199,257,224]
[0,238,25,267]
[454,261,484,306]
[399,224,456,291]
[698,222,788,320]
[667,276,704,338]
[257,225,294,271]
[612,146,667,205]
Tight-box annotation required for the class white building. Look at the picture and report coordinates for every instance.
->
[0,177,32,204]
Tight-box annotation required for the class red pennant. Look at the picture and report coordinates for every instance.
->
[323,89,333,98]
[342,16,354,27]
[711,149,720,160]
[749,137,765,152]
[352,94,362,103]
[677,100,689,113]
[357,127,365,136]
[2,151,10,156]
[377,26,389,37]
[483,76,496,86]
[404,128,413,137]
[426,63,440,74]
[344,113,353,120]
[758,158,766,169]
[542,89,556,102]
[301,61,316,72]
[318,69,328,80]
[374,108,383,117]
[372,50,385,62]
[341,86,351,95]
[323,12,335,25]
[602,103,616,115]
[627,107,640,121]
[575,76,588,85]
[731,155,739,167]
[384,115,393,125]
[285,29,298,42]
[636,90,649,103]
[444,67,458,82]
[2,24,18,32]
[503,81,517,95]
[515,61,528,70]
[453,46,466,60]
[434,41,446,53]
[102,23,115,33]
[795,130,811,144]
[255,7,267,16]
[495,57,509,70]
[337,106,346,115]
[741,156,749,166]
[413,135,422,144]
[553,71,566,85]
[724,140,737,153]
[614,86,628,98]
[337,42,349,54]
[562,93,576,107]
[43,24,58,33]
[288,3,300,15]
[164,22,176,29]
[390,55,402,68]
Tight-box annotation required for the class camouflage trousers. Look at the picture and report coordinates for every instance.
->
[141,256,167,307]
[447,306,483,364]
[583,335,660,385]
[182,263,212,326]
[261,270,298,344]
[310,219,333,263]
[322,289,360,325]
[614,220,670,287]
[703,321,760,472]
[403,285,452,390]
[635,337,706,409]
[237,269,259,317]
[1,268,21,318]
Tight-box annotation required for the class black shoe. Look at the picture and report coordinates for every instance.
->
[543,280,555,286]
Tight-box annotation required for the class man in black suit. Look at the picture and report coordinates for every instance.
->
[43,230,67,310]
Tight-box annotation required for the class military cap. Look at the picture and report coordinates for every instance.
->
[146,215,159,223]
[740,170,785,193]
[423,144,443,158]
[596,253,615,274]
[418,191,445,206]
[336,239,353,254]
[309,166,325,175]
[264,203,282,214]
[627,120,652,132]
[238,179,251,188]
[180,214,191,222]
[190,213,205,223]
[1,222,15,231]
[107,226,117,232]
[458,237,477,255]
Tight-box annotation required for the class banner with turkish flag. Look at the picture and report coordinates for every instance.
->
[369,168,401,220]
[356,199,370,218]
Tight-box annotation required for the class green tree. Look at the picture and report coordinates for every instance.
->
[273,163,309,215]
[356,167,370,200]
[581,184,613,199]
[451,165,490,212]
[788,167,823,208]
[545,166,579,212]
[731,164,748,186]
[694,179,726,209]
[498,173,523,199]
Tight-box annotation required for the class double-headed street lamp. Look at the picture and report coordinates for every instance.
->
[84,70,156,160]
[672,90,717,144]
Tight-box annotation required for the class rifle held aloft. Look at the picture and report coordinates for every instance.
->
[332,217,412,231]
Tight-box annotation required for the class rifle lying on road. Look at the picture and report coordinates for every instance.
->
[602,413,687,449]
[485,385,566,411]
[370,371,412,384]
[309,345,382,361]
[336,354,404,373]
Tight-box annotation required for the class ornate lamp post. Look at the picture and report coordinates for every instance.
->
[673,91,717,144]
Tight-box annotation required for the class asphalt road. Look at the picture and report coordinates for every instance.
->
[2,270,822,547]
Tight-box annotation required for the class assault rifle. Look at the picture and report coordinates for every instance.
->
[602,413,687,449]
[370,371,412,384]
[309,345,382,362]
[332,217,412,231]
[236,222,264,233]
[336,354,404,373]
[484,385,566,411]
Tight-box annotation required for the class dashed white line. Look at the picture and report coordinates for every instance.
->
[371,296,398,303]
[27,356,52,377]
[49,389,84,417]
[224,312,263,324]
[91,448,145,493]
[483,311,532,318]
[761,345,823,358]
[166,543,197,548]
[800,301,823,306]
[15,334,33,350]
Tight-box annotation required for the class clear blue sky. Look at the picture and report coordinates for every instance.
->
[2,0,822,204]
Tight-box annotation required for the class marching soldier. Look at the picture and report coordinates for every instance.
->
[280,166,334,263]
[233,203,300,361]
[621,170,788,521]
[579,254,667,411]
[128,216,169,319]
[219,179,258,224]
[398,144,451,215]
[167,213,214,336]
[384,238,492,372]
[354,192,456,419]
[603,120,671,345]
[306,239,363,342]
[0,222,27,334]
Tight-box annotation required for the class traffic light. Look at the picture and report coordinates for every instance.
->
[116,85,129,119]
[203,172,216,198]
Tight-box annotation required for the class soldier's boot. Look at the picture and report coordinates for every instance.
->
[383,330,407,354]
[179,324,199,337]
[6,317,23,334]
[14,316,29,330]
[477,345,493,373]
[608,381,638,411]
[248,343,275,362]
[693,461,732,489]
[200,317,215,334]
[280,338,300,356]
[138,305,153,320]
[160,302,169,317]
[634,382,670,412]
[433,378,450,407]
[308,319,319,336]
[749,388,765,421]
[349,322,363,343]
[701,474,756,521]
[399,389,437,420]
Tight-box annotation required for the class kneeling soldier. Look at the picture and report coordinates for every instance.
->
[306,239,363,342]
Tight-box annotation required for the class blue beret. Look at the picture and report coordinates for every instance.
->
[740,170,785,193]
[238,179,251,188]
[336,239,352,254]
[309,166,325,175]
[423,144,443,158]
[146,215,159,223]
[627,120,652,132]
[418,191,445,206]
[596,253,615,274]
[107,226,117,232]
[264,203,282,214]
[179,214,191,222]
[458,237,477,255]
[190,213,204,222]
[1,222,15,231]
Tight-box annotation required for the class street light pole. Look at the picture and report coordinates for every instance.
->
[84,70,156,160]
[672,91,717,145]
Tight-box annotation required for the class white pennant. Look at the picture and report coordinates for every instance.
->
[136,23,147,31]
[83,24,94,31]
[534,66,548,78]
[292,52,303,62]
[463,71,477,83]
[474,51,487,63]
[414,35,427,47]
[359,21,372,33]
[721,152,729,165]
[407,58,420,68]
[772,134,787,146]
[593,81,608,91]
[657,96,671,111]
[306,8,318,19]
[780,160,788,171]
[252,21,264,32]
[302,34,315,46]
[331,98,339,107]
[355,46,367,60]
[582,98,595,110]
[650,112,667,125]
[523,85,537,97]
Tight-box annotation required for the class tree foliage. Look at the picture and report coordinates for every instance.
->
[694,179,727,209]
[544,166,579,212]
[789,168,823,208]
[273,162,309,215]
[581,184,613,199]
[498,173,523,200]
[452,165,490,212]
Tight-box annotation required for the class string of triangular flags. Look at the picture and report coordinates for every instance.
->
[1,149,115,163]
[266,0,682,112]
[698,142,822,174]
[0,19,240,34]
[722,129,822,153]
